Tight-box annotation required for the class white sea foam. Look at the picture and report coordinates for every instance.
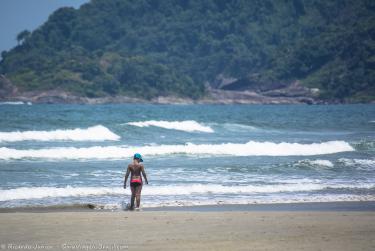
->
[126,120,214,133]
[1,183,373,201]
[5,194,374,209]
[140,194,375,208]
[338,158,375,170]
[0,140,354,160]
[0,125,120,142]
[220,123,260,132]
[305,159,334,168]
[48,193,375,209]
[0,101,31,105]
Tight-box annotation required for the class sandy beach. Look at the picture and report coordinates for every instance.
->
[0,203,374,251]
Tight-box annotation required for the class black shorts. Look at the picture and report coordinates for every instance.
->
[130,182,142,195]
[130,182,142,187]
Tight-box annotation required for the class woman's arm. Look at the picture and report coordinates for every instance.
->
[124,166,130,188]
[141,165,148,184]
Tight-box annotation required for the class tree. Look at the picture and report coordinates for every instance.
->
[16,30,31,45]
[0,0,373,102]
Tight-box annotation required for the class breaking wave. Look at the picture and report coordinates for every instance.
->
[0,101,32,105]
[126,120,214,133]
[298,159,335,168]
[0,125,120,142]
[338,158,375,170]
[0,140,354,160]
[1,183,373,201]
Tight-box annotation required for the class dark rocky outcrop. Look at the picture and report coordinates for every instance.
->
[0,72,322,104]
[0,75,18,98]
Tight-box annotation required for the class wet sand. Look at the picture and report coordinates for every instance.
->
[0,203,374,251]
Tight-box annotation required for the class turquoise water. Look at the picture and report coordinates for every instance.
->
[0,103,374,209]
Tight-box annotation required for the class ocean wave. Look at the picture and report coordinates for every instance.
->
[220,123,260,132]
[338,158,375,170]
[351,140,375,151]
[0,101,32,105]
[3,194,375,210]
[126,120,214,133]
[0,140,354,160]
[1,183,373,201]
[0,125,120,142]
[298,159,334,168]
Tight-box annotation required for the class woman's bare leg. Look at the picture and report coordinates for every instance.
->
[130,185,136,210]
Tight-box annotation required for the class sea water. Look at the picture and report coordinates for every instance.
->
[0,104,374,209]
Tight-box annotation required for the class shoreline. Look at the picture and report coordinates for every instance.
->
[0,95,322,105]
[146,201,375,212]
[0,88,331,105]
[1,97,373,105]
[1,201,374,213]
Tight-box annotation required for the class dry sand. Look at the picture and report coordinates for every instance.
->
[0,210,374,251]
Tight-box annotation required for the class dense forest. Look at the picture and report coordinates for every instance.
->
[0,0,374,102]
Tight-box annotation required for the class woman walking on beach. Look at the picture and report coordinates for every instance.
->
[124,153,149,210]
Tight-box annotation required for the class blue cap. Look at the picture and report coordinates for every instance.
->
[133,153,143,162]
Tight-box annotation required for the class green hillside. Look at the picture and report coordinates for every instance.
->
[0,0,374,102]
